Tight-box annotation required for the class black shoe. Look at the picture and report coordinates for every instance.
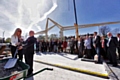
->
[113,64,118,67]
[106,62,112,64]
[27,73,33,77]
[95,61,102,64]
[78,55,82,58]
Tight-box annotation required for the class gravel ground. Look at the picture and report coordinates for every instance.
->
[0,61,22,78]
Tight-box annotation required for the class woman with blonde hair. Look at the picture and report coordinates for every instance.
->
[11,28,23,61]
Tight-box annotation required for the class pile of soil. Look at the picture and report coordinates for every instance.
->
[0,61,23,78]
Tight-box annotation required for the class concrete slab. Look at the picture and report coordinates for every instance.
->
[25,61,108,80]
[34,52,107,75]
[104,61,120,80]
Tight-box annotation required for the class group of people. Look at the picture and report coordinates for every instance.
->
[36,39,67,53]
[36,32,120,67]
[83,32,120,67]
[10,28,120,77]
[10,28,36,76]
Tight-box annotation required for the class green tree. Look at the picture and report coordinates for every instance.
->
[5,38,11,43]
[49,34,58,39]
[37,35,45,40]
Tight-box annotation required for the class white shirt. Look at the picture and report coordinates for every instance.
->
[94,36,97,40]
[78,41,81,48]
[11,35,18,46]
[118,37,120,41]
[84,38,91,49]
[107,37,111,47]
[67,41,70,47]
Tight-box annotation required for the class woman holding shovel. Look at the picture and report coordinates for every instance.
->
[11,28,23,61]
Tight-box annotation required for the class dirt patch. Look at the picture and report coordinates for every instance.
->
[0,61,23,78]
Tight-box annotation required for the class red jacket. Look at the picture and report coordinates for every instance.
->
[63,41,67,49]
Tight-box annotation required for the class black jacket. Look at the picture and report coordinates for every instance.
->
[108,37,118,48]
[94,36,101,47]
[25,36,37,54]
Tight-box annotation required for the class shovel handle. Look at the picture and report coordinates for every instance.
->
[46,68,53,71]
[13,49,18,58]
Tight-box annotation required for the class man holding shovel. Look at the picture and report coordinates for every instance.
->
[24,30,37,76]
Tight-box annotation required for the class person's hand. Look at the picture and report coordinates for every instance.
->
[16,42,20,46]
[20,38,24,42]
[93,44,96,48]
[18,46,23,50]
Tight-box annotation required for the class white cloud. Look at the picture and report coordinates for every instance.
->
[0,0,58,38]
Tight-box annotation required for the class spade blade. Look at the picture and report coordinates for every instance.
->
[4,58,18,69]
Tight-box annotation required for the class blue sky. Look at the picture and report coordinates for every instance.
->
[49,0,120,36]
[0,0,120,38]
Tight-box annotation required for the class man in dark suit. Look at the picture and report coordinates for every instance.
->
[24,30,37,76]
[117,33,120,60]
[93,32,102,63]
[77,37,84,58]
[36,39,40,53]
[70,37,75,54]
[107,32,118,66]
[89,34,96,58]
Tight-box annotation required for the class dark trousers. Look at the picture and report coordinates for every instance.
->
[118,48,120,60]
[101,48,107,59]
[57,46,61,52]
[36,46,39,53]
[107,47,117,65]
[24,51,34,75]
[18,49,23,61]
[11,46,17,58]
[78,49,83,58]
[41,46,45,52]
[49,47,51,52]
[11,46,23,61]
[49,46,54,52]
[44,46,47,52]
[91,46,96,58]
[61,46,63,52]
[95,47,102,62]
[86,49,92,59]
[70,46,74,54]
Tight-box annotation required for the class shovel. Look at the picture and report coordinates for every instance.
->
[4,49,18,69]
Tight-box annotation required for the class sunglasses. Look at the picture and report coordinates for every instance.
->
[18,30,21,32]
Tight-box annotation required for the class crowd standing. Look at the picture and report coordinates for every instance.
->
[10,28,120,76]
[35,32,120,67]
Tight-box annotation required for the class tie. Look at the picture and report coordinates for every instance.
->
[117,38,120,46]
[102,40,104,48]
